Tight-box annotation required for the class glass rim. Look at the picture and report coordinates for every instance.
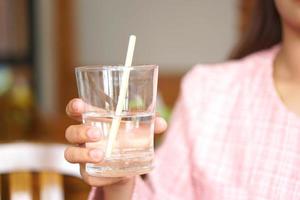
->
[75,64,158,72]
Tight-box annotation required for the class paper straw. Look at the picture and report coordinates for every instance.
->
[105,35,136,157]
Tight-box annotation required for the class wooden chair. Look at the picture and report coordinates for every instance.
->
[0,142,81,200]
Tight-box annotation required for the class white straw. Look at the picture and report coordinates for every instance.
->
[105,35,136,157]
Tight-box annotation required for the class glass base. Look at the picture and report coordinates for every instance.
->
[86,164,153,177]
[86,150,154,177]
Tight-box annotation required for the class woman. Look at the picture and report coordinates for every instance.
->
[65,0,300,199]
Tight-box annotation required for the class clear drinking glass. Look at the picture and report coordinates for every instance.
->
[75,65,158,177]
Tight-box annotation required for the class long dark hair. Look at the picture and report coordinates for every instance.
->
[229,0,282,59]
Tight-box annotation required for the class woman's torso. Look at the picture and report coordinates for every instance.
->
[184,46,300,199]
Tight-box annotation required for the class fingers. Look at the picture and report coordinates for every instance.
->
[66,98,85,121]
[154,117,167,133]
[64,146,103,163]
[66,98,105,121]
[65,125,101,144]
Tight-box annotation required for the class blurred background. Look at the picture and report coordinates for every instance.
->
[0,0,254,199]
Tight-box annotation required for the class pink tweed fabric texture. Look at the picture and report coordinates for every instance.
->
[89,46,300,199]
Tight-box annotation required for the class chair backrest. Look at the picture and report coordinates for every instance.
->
[0,142,81,200]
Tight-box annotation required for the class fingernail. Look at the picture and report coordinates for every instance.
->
[161,118,168,129]
[157,117,167,130]
[87,128,101,139]
[72,100,82,112]
[89,149,103,161]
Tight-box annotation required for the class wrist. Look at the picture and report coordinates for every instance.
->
[103,177,135,200]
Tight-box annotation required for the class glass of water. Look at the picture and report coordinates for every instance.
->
[75,65,158,177]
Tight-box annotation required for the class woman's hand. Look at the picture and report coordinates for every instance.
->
[64,98,167,198]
